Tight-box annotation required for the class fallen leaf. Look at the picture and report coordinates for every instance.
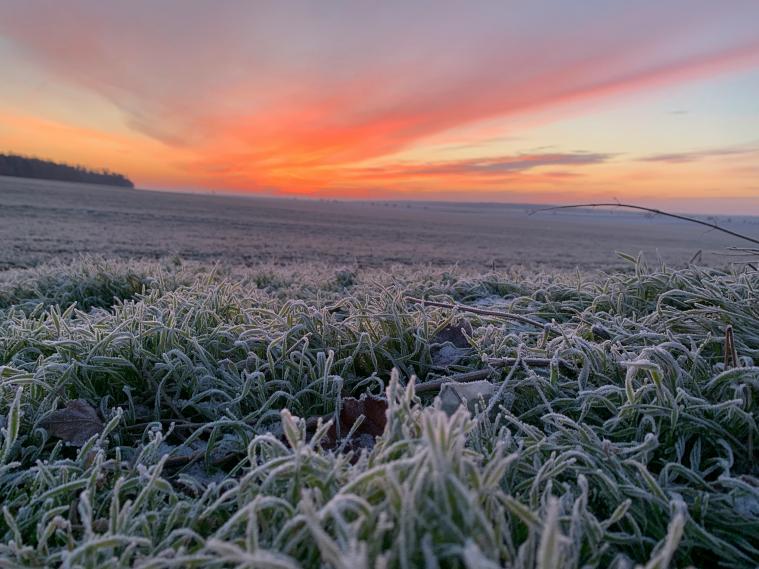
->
[431,320,472,348]
[431,345,471,368]
[439,380,496,415]
[322,395,388,452]
[338,396,387,437]
[430,320,474,368]
[40,399,104,446]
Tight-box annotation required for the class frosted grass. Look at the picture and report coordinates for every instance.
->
[0,256,757,567]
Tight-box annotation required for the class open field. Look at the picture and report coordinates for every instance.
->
[1,177,758,567]
[0,257,758,567]
[1,176,754,271]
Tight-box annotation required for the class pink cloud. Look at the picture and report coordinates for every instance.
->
[640,143,759,163]
[344,152,613,180]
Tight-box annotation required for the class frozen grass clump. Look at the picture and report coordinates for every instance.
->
[0,256,757,567]
[0,256,194,313]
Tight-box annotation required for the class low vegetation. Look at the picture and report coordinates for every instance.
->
[0,256,757,567]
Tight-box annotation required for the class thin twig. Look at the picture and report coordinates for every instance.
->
[415,356,566,394]
[530,203,759,247]
[724,247,759,258]
[406,297,547,328]
[416,369,494,393]
[726,247,759,252]
[487,356,572,368]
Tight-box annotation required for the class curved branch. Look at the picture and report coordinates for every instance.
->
[531,203,759,247]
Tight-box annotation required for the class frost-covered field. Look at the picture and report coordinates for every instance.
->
[0,256,757,568]
[0,175,751,270]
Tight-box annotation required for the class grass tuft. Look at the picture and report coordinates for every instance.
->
[0,256,758,567]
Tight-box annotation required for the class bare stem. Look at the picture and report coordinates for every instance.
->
[415,356,567,393]
[406,296,547,328]
[531,203,759,247]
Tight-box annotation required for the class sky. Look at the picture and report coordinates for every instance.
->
[0,0,758,213]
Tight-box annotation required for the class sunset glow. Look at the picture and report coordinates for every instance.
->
[1,1,758,212]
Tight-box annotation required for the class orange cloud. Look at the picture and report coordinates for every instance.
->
[171,41,759,194]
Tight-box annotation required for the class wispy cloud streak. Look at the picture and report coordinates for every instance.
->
[641,144,759,163]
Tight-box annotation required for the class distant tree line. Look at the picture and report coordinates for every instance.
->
[0,153,134,188]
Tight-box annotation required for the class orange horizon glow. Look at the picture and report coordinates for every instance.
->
[1,1,758,214]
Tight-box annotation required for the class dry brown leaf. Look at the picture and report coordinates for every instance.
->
[322,396,388,452]
[40,399,104,446]
[431,320,472,348]
[339,396,387,437]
